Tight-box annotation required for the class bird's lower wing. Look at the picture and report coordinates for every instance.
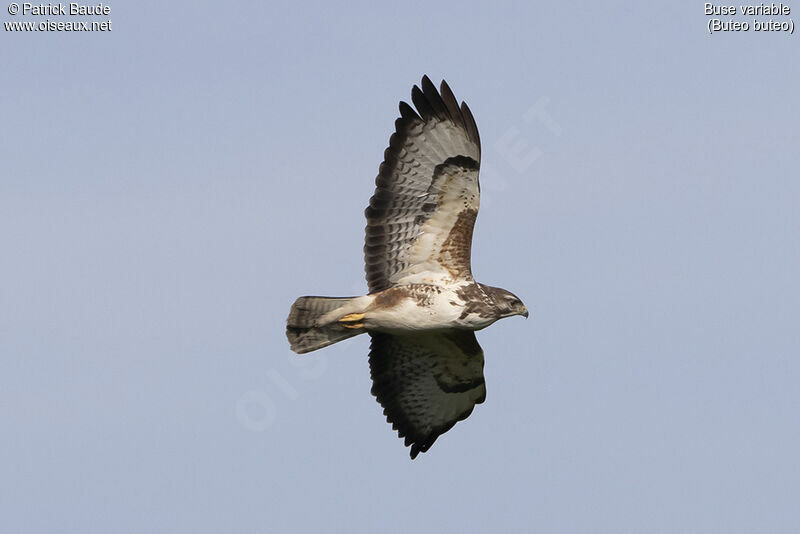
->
[368,330,486,458]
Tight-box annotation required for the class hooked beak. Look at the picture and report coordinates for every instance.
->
[521,306,529,319]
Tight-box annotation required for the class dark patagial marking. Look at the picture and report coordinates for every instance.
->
[433,332,485,393]
[448,329,483,356]
[438,208,478,279]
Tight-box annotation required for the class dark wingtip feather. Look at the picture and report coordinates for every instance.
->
[460,101,481,156]
[420,76,448,120]
[410,84,435,120]
[439,80,463,128]
[399,100,420,121]
[415,77,482,154]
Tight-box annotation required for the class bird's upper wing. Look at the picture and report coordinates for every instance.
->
[368,331,486,459]
[364,76,482,294]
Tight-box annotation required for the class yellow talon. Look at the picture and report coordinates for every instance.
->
[341,323,364,329]
[339,313,365,323]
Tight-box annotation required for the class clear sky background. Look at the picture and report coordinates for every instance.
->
[2,1,799,532]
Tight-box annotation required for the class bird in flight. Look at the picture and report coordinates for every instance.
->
[287,76,528,458]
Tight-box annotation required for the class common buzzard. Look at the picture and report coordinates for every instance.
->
[287,76,528,458]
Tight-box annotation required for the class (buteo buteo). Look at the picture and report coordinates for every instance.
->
[287,76,528,458]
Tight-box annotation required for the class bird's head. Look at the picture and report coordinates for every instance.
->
[481,285,529,319]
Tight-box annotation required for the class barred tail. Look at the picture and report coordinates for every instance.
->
[286,296,364,354]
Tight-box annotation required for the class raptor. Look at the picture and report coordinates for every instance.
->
[287,76,528,458]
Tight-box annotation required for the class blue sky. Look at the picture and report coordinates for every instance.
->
[2,1,799,532]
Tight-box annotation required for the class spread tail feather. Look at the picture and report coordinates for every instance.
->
[286,296,364,354]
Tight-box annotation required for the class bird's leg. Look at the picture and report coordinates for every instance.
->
[339,313,365,329]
